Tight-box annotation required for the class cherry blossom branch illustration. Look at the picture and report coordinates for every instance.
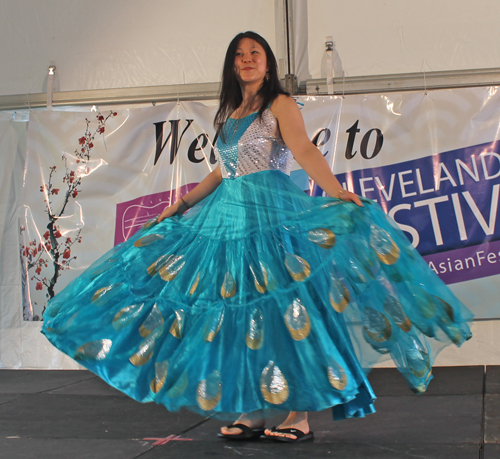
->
[20,110,117,317]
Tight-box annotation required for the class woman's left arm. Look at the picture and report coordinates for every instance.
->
[271,95,363,207]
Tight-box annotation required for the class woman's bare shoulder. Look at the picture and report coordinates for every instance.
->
[270,95,301,121]
[270,94,295,111]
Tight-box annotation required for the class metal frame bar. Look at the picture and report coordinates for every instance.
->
[306,67,500,96]
[0,82,220,111]
[284,0,295,76]
[2,68,500,112]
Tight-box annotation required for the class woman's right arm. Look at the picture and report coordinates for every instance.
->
[157,165,223,222]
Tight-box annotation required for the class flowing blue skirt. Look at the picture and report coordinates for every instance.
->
[42,170,472,421]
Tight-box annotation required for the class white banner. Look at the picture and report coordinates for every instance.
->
[330,89,500,319]
[18,89,500,331]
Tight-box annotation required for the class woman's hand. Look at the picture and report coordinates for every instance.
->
[157,200,189,223]
[156,167,222,223]
[336,189,364,207]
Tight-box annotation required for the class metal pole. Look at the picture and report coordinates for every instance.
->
[284,0,298,95]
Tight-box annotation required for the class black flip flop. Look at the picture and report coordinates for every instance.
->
[264,426,314,443]
[217,423,265,440]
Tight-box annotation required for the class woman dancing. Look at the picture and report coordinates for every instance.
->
[43,31,472,443]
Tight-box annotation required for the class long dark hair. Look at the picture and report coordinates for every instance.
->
[214,31,289,141]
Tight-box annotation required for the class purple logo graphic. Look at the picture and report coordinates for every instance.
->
[114,183,198,245]
[423,239,500,284]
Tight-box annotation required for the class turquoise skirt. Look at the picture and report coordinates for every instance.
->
[42,170,472,420]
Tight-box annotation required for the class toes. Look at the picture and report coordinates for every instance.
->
[264,429,297,440]
[221,427,242,436]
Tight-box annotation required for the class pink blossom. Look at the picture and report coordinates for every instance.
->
[36,282,43,290]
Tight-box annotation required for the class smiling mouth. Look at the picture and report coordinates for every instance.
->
[242,67,254,71]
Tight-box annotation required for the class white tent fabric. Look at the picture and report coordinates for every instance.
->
[0,0,277,95]
[2,1,500,98]
[306,0,500,79]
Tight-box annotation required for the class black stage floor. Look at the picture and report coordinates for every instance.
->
[0,366,498,458]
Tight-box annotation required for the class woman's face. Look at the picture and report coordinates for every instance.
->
[233,38,268,86]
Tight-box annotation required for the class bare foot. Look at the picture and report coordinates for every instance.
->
[264,411,309,440]
[220,412,266,436]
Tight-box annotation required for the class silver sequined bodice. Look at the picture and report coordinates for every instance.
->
[215,109,293,179]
